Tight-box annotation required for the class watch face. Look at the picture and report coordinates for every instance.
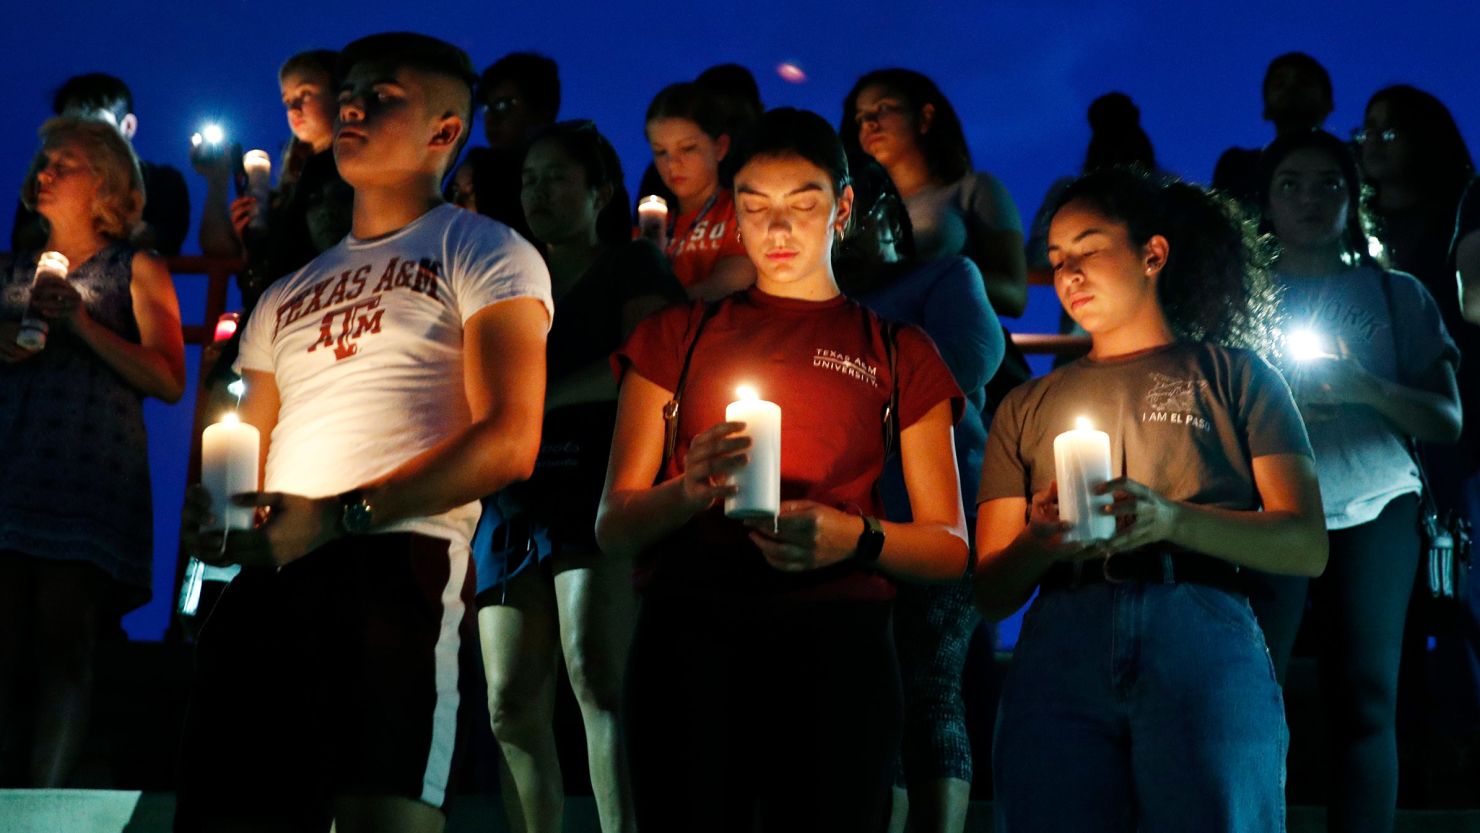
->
[343,501,373,534]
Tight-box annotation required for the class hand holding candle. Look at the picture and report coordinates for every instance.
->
[243,150,272,230]
[1052,417,1115,543]
[724,385,781,520]
[637,195,668,249]
[16,251,69,351]
[201,412,260,531]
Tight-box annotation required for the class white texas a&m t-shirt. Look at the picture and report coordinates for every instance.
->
[235,203,554,548]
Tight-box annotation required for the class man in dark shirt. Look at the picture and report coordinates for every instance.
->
[1211,53,1334,210]
[470,52,560,241]
[11,73,190,256]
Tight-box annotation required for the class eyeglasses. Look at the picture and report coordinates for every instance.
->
[1352,127,1399,145]
[483,95,521,117]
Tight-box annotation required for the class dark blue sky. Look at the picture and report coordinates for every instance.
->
[2,0,1476,639]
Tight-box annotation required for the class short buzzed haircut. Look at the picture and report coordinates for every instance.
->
[478,52,560,122]
[338,32,478,171]
[52,73,133,122]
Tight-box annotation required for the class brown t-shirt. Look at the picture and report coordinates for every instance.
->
[977,342,1311,516]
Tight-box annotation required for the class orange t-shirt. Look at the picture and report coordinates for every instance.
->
[665,189,748,290]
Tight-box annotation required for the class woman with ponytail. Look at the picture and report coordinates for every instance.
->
[974,168,1327,832]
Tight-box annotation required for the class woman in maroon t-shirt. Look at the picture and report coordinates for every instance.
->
[599,108,969,831]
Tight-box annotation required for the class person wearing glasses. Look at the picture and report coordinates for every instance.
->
[475,120,683,833]
[474,52,562,240]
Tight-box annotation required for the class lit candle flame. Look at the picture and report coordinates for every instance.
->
[243,149,271,171]
[736,385,759,401]
[220,412,239,426]
[1075,416,1093,431]
[638,195,667,212]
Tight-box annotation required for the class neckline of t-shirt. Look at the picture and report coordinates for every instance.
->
[344,203,454,250]
[1080,341,1186,367]
[744,285,850,311]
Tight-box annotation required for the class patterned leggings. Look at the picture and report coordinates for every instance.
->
[894,576,981,783]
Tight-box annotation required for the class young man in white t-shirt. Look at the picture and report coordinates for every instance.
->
[176,32,552,833]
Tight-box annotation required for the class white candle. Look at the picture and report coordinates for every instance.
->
[243,149,272,230]
[637,194,668,247]
[724,385,781,520]
[201,412,260,531]
[1052,416,1115,543]
[16,251,69,351]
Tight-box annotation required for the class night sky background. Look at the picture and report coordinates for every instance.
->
[1,0,1476,641]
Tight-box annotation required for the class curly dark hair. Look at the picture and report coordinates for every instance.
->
[840,68,972,185]
[1053,167,1283,355]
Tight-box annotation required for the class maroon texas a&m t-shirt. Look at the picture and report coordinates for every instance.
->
[614,286,963,603]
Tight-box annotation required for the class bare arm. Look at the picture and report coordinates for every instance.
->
[685,255,756,302]
[36,251,186,402]
[360,297,549,524]
[865,401,971,580]
[1299,354,1461,443]
[197,171,244,258]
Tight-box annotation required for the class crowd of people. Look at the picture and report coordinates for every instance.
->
[0,31,1476,833]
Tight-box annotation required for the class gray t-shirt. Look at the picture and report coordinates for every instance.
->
[978,342,1312,518]
[905,171,1023,268]
[1276,266,1458,528]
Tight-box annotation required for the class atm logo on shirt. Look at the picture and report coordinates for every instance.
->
[813,348,881,388]
[307,296,383,360]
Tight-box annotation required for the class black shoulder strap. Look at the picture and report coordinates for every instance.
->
[882,321,902,459]
[660,302,721,477]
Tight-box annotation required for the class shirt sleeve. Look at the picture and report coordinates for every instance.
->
[1237,351,1313,460]
[1389,270,1460,384]
[963,172,1023,234]
[611,301,704,390]
[976,385,1030,504]
[234,282,281,374]
[894,323,965,430]
[448,211,554,328]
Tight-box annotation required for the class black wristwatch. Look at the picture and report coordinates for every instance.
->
[855,515,885,563]
[339,489,375,535]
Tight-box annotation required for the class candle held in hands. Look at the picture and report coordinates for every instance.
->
[724,385,781,520]
[17,251,70,351]
[201,412,260,531]
[1052,416,1115,543]
[637,195,668,248]
[243,150,272,230]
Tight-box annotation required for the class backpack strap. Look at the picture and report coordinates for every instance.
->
[882,321,901,459]
[659,302,721,479]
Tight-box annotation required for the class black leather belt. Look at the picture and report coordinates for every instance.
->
[1039,550,1245,596]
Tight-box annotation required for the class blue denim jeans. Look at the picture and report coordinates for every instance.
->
[993,580,1287,833]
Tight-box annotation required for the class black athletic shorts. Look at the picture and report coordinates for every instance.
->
[173,532,474,831]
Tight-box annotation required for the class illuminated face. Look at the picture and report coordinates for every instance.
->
[33,140,102,227]
[520,139,602,245]
[853,84,923,169]
[281,69,337,150]
[1047,199,1162,336]
[646,117,728,209]
[734,153,851,290]
[335,62,455,189]
[1266,147,1350,253]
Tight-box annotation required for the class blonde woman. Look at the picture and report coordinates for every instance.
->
[0,116,185,786]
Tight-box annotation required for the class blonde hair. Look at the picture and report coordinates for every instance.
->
[21,116,145,241]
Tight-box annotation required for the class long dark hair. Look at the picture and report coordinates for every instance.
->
[1053,168,1282,354]
[1258,129,1377,268]
[1365,85,1474,213]
[524,120,632,247]
[840,68,972,185]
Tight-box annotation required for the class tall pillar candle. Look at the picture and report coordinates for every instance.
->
[1052,417,1115,542]
[243,150,272,230]
[724,385,781,520]
[637,195,668,248]
[201,412,260,531]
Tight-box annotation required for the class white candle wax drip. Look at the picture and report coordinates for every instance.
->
[201,412,260,531]
[1052,416,1116,543]
[724,385,781,520]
